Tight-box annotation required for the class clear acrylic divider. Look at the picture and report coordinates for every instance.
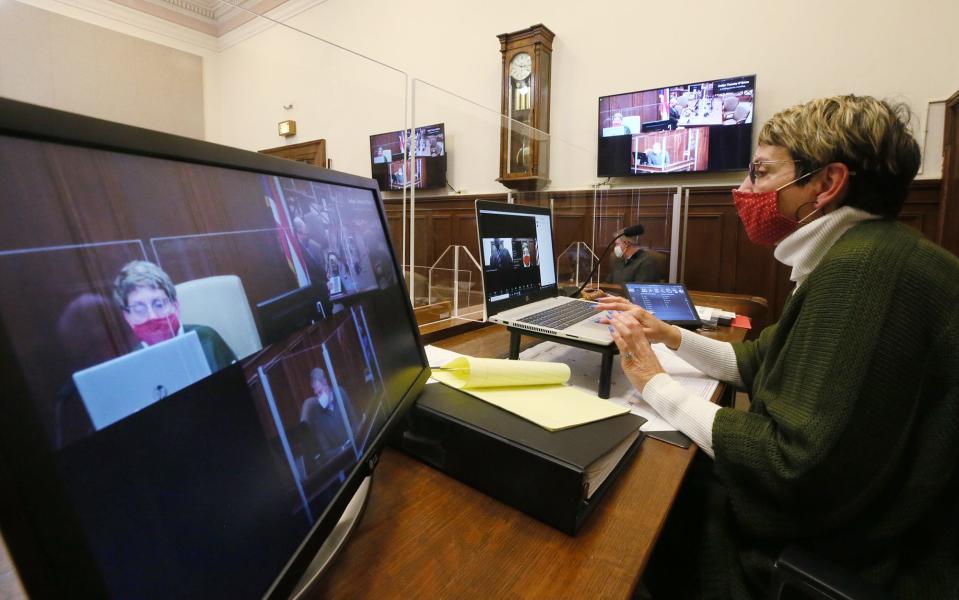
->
[409,77,637,329]
[425,245,484,324]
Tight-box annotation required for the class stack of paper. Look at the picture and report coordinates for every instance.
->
[424,347,629,431]
[518,341,719,436]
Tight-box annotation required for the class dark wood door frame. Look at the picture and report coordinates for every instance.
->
[938,90,959,257]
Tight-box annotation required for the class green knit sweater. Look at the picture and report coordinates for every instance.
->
[705,220,959,599]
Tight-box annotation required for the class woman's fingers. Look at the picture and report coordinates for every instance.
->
[608,311,648,347]
[609,312,665,387]
[595,297,634,313]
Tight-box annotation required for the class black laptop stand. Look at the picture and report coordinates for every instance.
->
[506,326,618,399]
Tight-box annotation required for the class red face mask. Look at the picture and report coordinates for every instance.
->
[132,314,180,345]
[732,170,820,246]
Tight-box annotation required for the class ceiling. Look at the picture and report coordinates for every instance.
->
[107,0,295,37]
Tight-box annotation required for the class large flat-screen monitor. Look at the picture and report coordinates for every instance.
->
[597,74,755,177]
[369,123,447,191]
[0,97,430,599]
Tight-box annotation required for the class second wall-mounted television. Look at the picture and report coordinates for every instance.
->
[597,74,755,177]
[369,123,447,191]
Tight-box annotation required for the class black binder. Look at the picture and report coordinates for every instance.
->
[397,382,646,535]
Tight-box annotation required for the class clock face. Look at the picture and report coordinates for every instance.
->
[509,52,532,81]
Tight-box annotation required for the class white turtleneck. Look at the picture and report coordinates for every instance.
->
[774,205,880,288]
[640,206,880,458]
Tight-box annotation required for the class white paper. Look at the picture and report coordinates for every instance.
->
[518,341,719,433]
[424,345,462,381]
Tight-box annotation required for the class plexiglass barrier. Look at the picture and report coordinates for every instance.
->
[2,0,690,329]
[408,75,680,328]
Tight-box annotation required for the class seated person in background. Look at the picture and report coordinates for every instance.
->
[293,216,333,317]
[489,238,514,271]
[605,229,667,284]
[55,293,136,447]
[300,367,354,461]
[646,141,670,167]
[600,94,959,598]
[611,112,630,134]
[112,260,237,373]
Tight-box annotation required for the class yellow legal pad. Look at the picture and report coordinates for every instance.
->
[429,356,628,431]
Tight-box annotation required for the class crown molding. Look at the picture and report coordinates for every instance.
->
[15,0,327,54]
[215,0,325,50]
[16,0,220,53]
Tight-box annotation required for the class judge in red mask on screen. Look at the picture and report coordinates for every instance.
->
[112,260,237,373]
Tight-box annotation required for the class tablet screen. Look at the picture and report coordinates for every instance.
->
[624,283,701,327]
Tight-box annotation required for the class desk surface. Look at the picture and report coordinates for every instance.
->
[309,291,761,599]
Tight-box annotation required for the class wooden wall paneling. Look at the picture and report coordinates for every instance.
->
[682,212,726,292]
[638,216,670,250]
[553,212,591,251]
[900,179,947,240]
[939,90,959,257]
[430,213,453,269]
[380,179,941,323]
[411,214,429,269]
[385,207,404,261]
[452,212,479,262]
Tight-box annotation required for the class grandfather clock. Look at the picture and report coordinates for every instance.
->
[496,24,554,191]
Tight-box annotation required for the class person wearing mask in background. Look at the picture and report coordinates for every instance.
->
[600,95,959,598]
[605,229,667,284]
[300,366,354,458]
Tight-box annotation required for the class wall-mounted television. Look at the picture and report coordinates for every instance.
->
[369,123,447,191]
[0,98,430,599]
[597,74,755,177]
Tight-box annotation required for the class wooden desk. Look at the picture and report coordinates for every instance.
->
[309,292,764,599]
[0,292,765,599]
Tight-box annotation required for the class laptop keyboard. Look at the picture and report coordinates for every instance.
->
[517,300,597,330]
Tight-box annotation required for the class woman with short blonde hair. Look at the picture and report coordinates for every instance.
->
[602,94,959,598]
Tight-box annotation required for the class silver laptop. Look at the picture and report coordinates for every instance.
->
[73,330,212,430]
[475,200,612,346]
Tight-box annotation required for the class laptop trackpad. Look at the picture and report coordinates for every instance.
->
[565,319,613,344]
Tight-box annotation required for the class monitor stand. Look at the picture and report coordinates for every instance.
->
[288,475,372,599]
[506,326,618,398]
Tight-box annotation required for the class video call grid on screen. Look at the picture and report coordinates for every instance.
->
[478,208,556,303]
[0,130,423,598]
[596,74,755,177]
[369,123,446,191]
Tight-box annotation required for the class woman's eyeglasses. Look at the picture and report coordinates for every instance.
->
[748,159,801,184]
[126,297,173,319]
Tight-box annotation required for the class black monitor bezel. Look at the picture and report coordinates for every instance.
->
[0,97,430,599]
[596,73,757,178]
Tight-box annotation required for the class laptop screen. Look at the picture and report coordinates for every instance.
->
[475,201,557,315]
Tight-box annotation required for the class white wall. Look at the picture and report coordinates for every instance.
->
[0,0,205,139]
[203,20,407,174]
[200,0,956,192]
